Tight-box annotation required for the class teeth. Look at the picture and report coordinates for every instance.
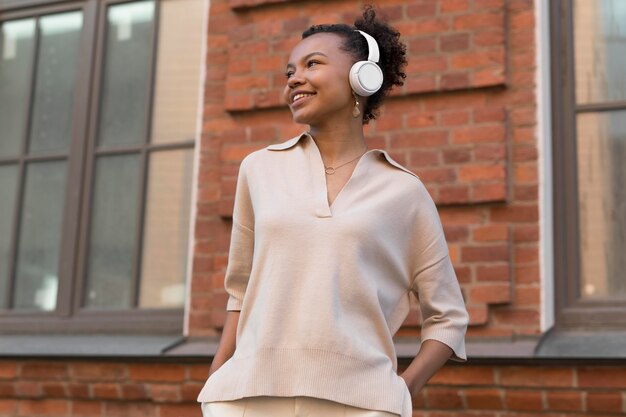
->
[293,93,314,103]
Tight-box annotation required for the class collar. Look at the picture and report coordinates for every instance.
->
[266,131,419,180]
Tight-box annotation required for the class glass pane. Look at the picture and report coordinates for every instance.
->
[28,12,83,154]
[577,110,626,299]
[97,1,155,148]
[13,161,67,311]
[0,19,35,157]
[0,164,19,309]
[139,149,193,308]
[151,0,203,144]
[85,154,141,309]
[574,0,626,104]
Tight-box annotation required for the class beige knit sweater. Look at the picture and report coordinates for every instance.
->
[197,132,469,417]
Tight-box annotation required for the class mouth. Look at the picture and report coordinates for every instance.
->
[291,92,316,106]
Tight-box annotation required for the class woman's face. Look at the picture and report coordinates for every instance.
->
[283,32,357,127]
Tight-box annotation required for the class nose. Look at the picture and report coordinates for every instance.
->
[287,70,304,89]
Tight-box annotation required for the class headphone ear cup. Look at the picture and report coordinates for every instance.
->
[349,60,383,97]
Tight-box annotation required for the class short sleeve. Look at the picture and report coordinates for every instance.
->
[224,157,255,311]
[409,183,469,361]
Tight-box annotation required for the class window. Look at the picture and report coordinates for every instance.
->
[0,0,204,333]
[551,0,626,328]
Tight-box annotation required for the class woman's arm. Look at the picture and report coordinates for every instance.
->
[400,339,453,395]
[208,310,240,377]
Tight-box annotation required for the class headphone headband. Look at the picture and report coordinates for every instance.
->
[355,30,379,63]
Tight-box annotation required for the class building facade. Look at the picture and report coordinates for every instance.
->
[0,0,625,415]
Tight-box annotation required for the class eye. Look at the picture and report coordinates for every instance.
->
[285,70,294,79]
[307,60,320,68]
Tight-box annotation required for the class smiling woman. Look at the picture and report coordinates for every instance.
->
[197,5,469,417]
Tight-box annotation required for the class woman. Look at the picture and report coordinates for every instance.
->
[197,6,469,417]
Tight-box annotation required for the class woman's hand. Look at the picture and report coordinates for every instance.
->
[399,339,453,395]
[208,310,240,378]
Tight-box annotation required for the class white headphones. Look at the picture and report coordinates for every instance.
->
[349,30,383,97]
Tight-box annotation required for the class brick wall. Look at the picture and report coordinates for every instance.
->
[190,0,540,343]
[2,360,626,416]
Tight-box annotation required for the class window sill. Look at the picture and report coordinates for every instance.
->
[3,332,626,363]
[0,334,184,359]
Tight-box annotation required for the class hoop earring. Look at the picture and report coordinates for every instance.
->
[352,92,361,118]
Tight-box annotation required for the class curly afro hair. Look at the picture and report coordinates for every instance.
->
[301,5,407,124]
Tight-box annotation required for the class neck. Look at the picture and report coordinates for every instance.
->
[308,123,367,165]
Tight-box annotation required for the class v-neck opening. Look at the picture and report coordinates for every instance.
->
[305,134,377,217]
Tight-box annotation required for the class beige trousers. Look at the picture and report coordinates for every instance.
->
[201,396,400,417]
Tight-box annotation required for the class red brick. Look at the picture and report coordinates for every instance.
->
[466,388,504,409]
[426,387,463,409]
[513,145,538,162]
[404,75,437,94]
[91,383,120,399]
[104,402,157,417]
[546,390,583,412]
[181,383,204,401]
[440,0,469,13]
[472,182,506,202]
[410,150,439,166]
[476,264,510,281]
[71,400,102,417]
[504,390,543,411]
[16,381,42,397]
[511,10,535,29]
[441,33,470,51]
[19,399,69,417]
[149,384,181,402]
[188,365,211,382]
[409,37,437,55]
[452,125,505,144]
[159,403,203,417]
[515,265,539,284]
[395,18,449,36]
[500,367,574,388]
[406,112,436,128]
[490,205,538,222]
[474,144,506,160]
[441,73,470,90]
[0,400,17,415]
[473,66,506,86]
[67,383,90,399]
[473,224,508,242]
[0,381,14,397]
[493,308,539,326]
[429,366,496,385]
[470,283,511,304]
[41,382,66,397]
[454,9,503,28]
[440,149,468,165]
[408,55,448,72]
[406,1,437,17]
[578,367,626,388]
[417,167,456,183]
[461,245,509,262]
[0,363,17,379]
[459,165,505,181]
[121,383,148,400]
[450,50,503,70]
[390,131,449,148]
[515,286,540,306]
[21,363,67,380]
[128,364,186,383]
[587,391,623,413]
[475,29,505,47]
[467,305,488,325]
[220,143,262,162]
[439,186,470,204]
[440,110,469,126]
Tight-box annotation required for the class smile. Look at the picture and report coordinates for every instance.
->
[292,93,315,103]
